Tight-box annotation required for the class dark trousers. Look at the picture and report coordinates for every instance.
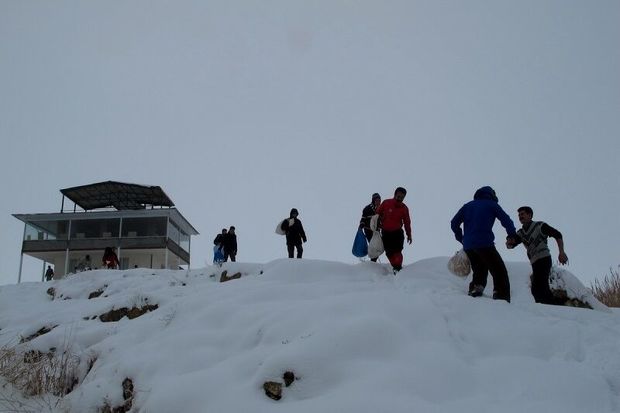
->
[465,246,511,302]
[531,256,558,304]
[382,229,405,270]
[287,243,303,259]
[224,251,236,262]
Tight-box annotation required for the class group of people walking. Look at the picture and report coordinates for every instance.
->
[450,186,568,304]
[357,185,568,305]
[210,185,568,306]
[213,226,238,263]
[358,187,412,271]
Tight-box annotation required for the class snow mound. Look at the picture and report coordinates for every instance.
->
[0,258,618,413]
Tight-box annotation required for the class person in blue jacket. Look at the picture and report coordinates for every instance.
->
[451,186,517,302]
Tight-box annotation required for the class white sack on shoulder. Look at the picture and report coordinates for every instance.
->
[275,219,287,235]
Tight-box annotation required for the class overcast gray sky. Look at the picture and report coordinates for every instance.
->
[1,0,618,286]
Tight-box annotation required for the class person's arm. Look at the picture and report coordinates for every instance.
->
[542,223,568,264]
[375,201,384,219]
[403,206,412,244]
[360,205,371,229]
[450,208,464,244]
[280,219,290,232]
[495,204,517,238]
[506,233,522,249]
[299,221,307,243]
[374,201,386,230]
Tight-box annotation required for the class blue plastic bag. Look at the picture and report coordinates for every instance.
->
[213,245,225,264]
[352,228,368,258]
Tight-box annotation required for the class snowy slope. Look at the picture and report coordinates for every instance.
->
[0,258,619,413]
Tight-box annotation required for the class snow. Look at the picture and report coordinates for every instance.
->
[0,258,619,412]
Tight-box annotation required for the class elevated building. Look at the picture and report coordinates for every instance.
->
[13,181,199,281]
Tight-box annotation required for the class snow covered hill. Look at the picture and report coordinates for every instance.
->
[1,258,619,413]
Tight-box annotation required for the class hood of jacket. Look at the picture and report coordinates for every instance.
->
[473,186,498,202]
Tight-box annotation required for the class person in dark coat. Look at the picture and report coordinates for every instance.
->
[280,208,307,258]
[45,265,54,281]
[213,229,227,262]
[507,206,569,305]
[213,229,227,247]
[223,226,238,262]
[359,193,382,262]
[450,186,517,302]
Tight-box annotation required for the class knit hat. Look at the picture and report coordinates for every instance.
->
[371,193,381,201]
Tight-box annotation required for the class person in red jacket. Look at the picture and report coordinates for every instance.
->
[376,187,412,273]
[102,247,120,269]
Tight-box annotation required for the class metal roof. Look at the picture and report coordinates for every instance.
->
[60,181,175,211]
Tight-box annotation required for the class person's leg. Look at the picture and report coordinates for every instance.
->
[230,253,236,263]
[531,256,556,304]
[287,244,295,258]
[479,246,511,302]
[296,243,303,259]
[223,251,230,262]
[382,230,404,271]
[465,249,487,296]
[391,230,404,271]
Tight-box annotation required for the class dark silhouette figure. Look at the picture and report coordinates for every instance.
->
[280,208,307,258]
[45,265,54,281]
[360,193,382,262]
[223,226,238,262]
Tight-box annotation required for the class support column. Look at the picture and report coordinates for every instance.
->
[17,253,24,284]
[117,217,123,269]
[165,216,170,269]
[64,220,72,276]
[17,223,26,284]
[188,236,192,270]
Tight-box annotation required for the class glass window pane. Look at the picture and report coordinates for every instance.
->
[121,217,167,237]
[70,218,120,239]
